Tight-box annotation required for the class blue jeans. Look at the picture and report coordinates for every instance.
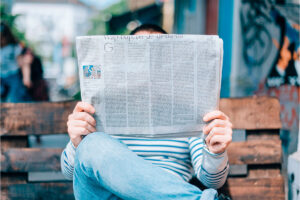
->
[73,132,218,200]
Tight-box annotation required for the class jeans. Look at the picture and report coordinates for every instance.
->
[73,132,218,200]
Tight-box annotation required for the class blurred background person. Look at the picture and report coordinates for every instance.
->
[19,47,49,101]
[0,22,30,102]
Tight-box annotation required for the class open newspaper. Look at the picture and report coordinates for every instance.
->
[76,34,223,138]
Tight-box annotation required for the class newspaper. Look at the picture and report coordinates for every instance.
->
[76,34,223,138]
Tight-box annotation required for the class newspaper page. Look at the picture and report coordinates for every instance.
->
[76,34,223,138]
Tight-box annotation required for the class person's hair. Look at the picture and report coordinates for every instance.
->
[0,22,18,45]
[130,24,167,35]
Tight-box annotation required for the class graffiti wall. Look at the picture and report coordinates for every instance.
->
[233,0,299,154]
[265,8,299,87]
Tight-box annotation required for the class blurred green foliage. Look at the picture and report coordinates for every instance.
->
[87,0,130,36]
[73,91,82,101]
[107,0,129,16]
[0,3,28,46]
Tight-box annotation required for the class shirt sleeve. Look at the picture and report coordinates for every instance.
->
[188,137,229,189]
[61,140,76,180]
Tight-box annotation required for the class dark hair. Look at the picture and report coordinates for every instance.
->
[0,22,18,45]
[130,24,167,35]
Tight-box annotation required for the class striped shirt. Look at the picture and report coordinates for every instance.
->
[61,135,229,189]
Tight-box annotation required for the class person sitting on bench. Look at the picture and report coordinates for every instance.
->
[61,24,233,200]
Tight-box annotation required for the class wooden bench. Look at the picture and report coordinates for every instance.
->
[0,97,284,199]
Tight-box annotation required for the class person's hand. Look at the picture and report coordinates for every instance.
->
[67,102,96,147]
[203,111,232,154]
[18,51,33,88]
[23,77,32,88]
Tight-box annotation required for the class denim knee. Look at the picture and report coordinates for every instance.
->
[75,132,117,170]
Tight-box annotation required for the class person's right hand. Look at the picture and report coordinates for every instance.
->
[67,102,96,147]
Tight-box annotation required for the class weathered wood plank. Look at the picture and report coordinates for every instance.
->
[1,173,27,200]
[1,190,9,200]
[2,178,284,200]
[227,139,282,165]
[1,136,28,150]
[1,148,62,172]
[247,130,280,141]
[2,182,74,200]
[248,168,281,178]
[222,176,285,200]
[0,101,76,136]
[220,96,282,130]
[1,139,282,172]
[2,177,284,200]
[1,173,27,187]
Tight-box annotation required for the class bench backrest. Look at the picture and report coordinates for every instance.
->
[0,97,284,200]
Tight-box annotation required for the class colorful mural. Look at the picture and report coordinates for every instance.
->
[239,0,299,155]
[266,9,299,87]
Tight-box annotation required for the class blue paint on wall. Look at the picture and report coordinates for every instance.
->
[218,0,234,97]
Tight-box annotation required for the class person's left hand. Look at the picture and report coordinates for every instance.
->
[203,110,232,154]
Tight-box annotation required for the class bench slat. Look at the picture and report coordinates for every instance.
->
[0,101,76,136]
[1,177,284,200]
[248,168,281,178]
[1,139,282,172]
[1,137,28,150]
[1,173,28,200]
[1,148,62,172]
[227,139,282,165]
[223,176,285,200]
[1,182,74,200]
[1,173,27,187]
[1,97,281,136]
[220,97,281,130]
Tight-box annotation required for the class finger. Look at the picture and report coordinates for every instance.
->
[203,110,229,122]
[67,119,96,133]
[205,127,229,145]
[68,120,96,133]
[209,134,232,149]
[203,119,232,135]
[71,112,96,126]
[68,126,90,138]
[208,136,227,154]
[73,102,96,114]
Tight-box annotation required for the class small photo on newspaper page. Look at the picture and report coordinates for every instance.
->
[83,65,102,79]
[76,34,223,138]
